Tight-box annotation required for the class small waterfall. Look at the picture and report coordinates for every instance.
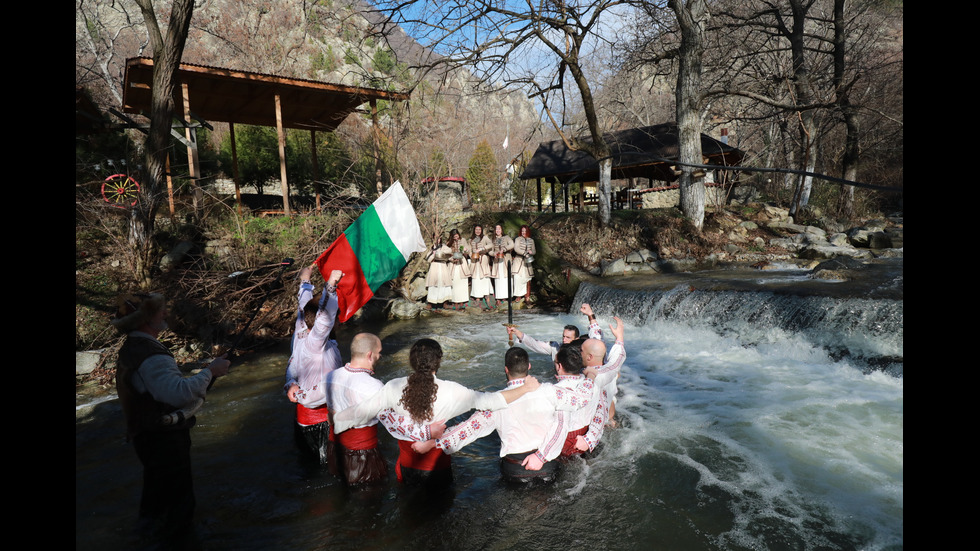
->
[573,281,904,368]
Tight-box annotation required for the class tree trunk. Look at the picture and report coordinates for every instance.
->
[597,158,612,224]
[566,53,613,226]
[838,114,859,219]
[834,0,859,220]
[670,0,709,231]
[132,0,195,288]
[783,0,818,219]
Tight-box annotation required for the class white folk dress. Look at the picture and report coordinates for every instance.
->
[512,236,536,297]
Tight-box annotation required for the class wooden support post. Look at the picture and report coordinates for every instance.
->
[182,83,202,219]
[371,99,383,196]
[229,122,243,216]
[311,129,321,212]
[275,94,292,216]
[166,154,175,217]
[550,179,556,213]
[536,178,542,212]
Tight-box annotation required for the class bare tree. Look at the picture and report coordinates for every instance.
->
[614,1,712,229]
[362,0,640,227]
[76,0,150,108]
[707,0,902,217]
[830,0,902,218]
[670,0,710,230]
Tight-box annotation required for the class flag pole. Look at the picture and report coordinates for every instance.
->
[506,258,514,346]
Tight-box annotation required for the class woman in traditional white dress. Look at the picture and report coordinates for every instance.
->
[424,233,453,308]
[446,229,470,310]
[512,224,536,302]
[466,225,494,310]
[490,223,514,308]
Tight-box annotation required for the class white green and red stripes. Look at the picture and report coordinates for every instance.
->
[315,182,426,322]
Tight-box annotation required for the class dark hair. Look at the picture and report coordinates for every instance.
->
[504,347,530,377]
[303,300,320,329]
[400,338,443,423]
[555,342,585,375]
[472,224,484,237]
[563,324,581,338]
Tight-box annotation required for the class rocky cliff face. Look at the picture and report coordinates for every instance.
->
[76,0,539,178]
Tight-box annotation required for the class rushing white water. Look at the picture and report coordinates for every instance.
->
[76,277,903,551]
[497,302,903,550]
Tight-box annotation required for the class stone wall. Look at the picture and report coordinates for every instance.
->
[641,183,727,209]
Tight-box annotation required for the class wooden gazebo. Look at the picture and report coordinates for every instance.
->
[520,122,745,211]
[120,57,410,215]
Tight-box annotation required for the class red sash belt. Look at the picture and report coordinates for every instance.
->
[295,404,329,425]
[560,426,589,457]
[395,440,451,481]
[338,425,378,451]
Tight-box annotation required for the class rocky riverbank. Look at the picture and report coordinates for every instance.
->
[382,204,903,319]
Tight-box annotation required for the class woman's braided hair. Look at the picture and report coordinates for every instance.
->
[399,338,442,423]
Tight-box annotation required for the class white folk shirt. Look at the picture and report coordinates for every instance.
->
[518,321,603,360]
[542,339,626,452]
[332,375,509,441]
[435,379,574,463]
[283,283,340,408]
[378,376,598,464]
[325,364,384,428]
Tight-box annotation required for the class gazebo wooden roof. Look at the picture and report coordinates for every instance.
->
[520,122,744,184]
[121,57,409,131]
[119,57,411,215]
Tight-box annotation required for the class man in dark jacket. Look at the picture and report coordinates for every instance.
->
[113,292,230,546]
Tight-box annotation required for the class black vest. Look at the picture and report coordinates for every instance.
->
[116,335,196,439]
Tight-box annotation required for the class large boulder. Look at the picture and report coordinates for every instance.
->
[76,350,103,376]
[388,297,423,319]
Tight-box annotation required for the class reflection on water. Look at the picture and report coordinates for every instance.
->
[77,269,902,551]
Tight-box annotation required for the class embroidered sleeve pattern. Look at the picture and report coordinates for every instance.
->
[551,378,594,411]
[537,409,569,463]
[436,410,497,454]
[537,410,569,463]
[595,341,626,376]
[588,320,603,340]
[310,287,339,342]
[377,408,431,441]
[582,391,609,451]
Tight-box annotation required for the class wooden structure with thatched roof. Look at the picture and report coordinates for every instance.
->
[520,122,744,212]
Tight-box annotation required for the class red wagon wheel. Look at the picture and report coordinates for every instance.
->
[102,174,140,207]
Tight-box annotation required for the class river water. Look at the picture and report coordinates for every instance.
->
[76,260,902,550]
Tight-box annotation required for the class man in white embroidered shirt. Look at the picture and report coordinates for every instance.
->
[324,333,391,486]
[412,347,571,485]
[507,303,603,360]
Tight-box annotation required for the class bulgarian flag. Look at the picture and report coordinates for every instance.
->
[314,181,426,322]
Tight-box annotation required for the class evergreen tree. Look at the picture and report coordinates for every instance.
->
[465,140,500,206]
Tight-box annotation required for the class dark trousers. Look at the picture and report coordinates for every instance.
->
[500,451,560,484]
[339,447,388,486]
[295,420,341,478]
[133,428,195,542]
